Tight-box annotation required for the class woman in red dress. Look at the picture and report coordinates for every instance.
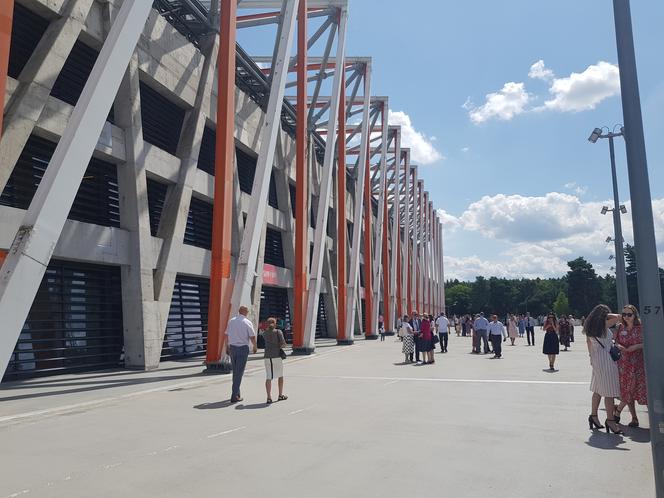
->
[614,304,647,427]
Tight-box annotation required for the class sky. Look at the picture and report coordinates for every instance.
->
[238,0,664,282]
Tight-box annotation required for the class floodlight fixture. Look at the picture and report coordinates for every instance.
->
[588,127,603,143]
[620,205,627,214]
[606,236,613,243]
[601,206,609,215]
[609,255,615,260]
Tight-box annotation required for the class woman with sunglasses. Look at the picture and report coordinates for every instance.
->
[542,312,560,371]
[584,304,623,434]
[613,305,647,427]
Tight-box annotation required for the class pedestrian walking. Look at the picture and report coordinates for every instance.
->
[613,304,647,428]
[525,312,536,346]
[584,304,623,434]
[436,312,450,353]
[473,313,490,354]
[225,305,258,403]
[517,314,526,338]
[261,317,287,404]
[542,312,560,371]
[400,316,415,363]
[488,314,507,358]
[507,314,518,346]
[559,315,572,351]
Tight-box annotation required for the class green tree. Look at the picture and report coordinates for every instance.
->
[471,276,490,312]
[566,257,602,316]
[446,282,472,315]
[553,291,570,316]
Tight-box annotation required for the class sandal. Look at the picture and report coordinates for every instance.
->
[278,394,288,401]
[628,419,639,428]
[267,398,273,404]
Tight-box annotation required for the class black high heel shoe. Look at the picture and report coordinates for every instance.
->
[588,415,604,430]
[605,419,624,435]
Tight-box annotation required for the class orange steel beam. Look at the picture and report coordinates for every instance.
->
[293,0,308,350]
[424,193,429,315]
[336,71,347,343]
[0,0,14,137]
[381,185,390,332]
[363,140,373,338]
[417,182,423,313]
[206,0,237,367]
[429,203,433,314]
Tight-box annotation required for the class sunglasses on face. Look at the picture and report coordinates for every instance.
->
[622,312,634,317]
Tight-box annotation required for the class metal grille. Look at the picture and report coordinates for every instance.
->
[146,178,169,236]
[3,260,124,381]
[0,135,121,228]
[140,81,185,155]
[237,147,256,194]
[259,286,290,324]
[162,275,209,360]
[184,196,213,249]
[316,296,327,338]
[264,228,285,268]
[8,3,49,79]
[197,125,215,175]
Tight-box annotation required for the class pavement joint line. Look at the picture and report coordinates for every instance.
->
[291,374,589,385]
[206,426,246,439]
[288,406,314,415]
[0,344,354,426]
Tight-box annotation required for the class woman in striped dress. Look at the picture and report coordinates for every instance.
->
[584,304,623,434]
[400,316,415,363]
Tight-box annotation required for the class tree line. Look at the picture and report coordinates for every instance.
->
[445,245,664,318]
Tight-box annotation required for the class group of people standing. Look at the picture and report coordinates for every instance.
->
[586,303,647,434]
[398,311,450,364]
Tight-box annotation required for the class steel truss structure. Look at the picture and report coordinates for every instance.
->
[0,0,445,380]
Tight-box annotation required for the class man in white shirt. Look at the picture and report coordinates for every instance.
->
[487,314,507,359]
[473,313,490,354]
[225,305,257,403]
[435,313,450,353]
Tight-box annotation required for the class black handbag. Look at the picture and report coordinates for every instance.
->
[595,337,621,362]
[279,348,287,360]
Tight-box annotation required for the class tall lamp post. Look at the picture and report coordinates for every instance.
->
[612,1,664,494]
[589,126,629,309]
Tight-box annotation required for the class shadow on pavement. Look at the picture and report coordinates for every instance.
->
[193,400,234,410]
[585,432,630,451]
[235,403,269,410]
[626,427,651,443]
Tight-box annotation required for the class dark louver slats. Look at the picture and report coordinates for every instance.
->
[146,179,169,236]
[237,147,256,194]
[8,4,49,79]
[0,135,120,228]
[140,81,185,155]
[184,197,213,249]
[264,228,285,267]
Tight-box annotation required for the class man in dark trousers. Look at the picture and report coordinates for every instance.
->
[525,312,536,346]
[410,311,422,362]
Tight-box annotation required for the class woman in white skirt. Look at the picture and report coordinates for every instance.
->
[584,305,623,434]
[262,317,288,404]
[400,315,415,363]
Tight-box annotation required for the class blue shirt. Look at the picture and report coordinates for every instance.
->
[474,316,489,330]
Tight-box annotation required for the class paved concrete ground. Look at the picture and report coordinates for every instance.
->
[0,334,654,497]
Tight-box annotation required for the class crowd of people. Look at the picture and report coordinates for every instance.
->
[394,304,648,434]
[222,301,648,437]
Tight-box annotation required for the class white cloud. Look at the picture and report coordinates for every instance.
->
[436,208,462,232]
[465,82,530,124]
[388,110,443,165]
[461,147,470,153]
[528,60,554,81]
[564,181,588,196]
[442,193,664,280]
[543,61,620,112]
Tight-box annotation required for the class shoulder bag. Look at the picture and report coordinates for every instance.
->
[594,337,621,362]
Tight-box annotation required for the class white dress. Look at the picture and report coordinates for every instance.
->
[589,331,621,398]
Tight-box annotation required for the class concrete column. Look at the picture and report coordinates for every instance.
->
[0,0,96,193]
[115,53,162,369]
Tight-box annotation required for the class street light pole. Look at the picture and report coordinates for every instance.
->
[608,134,629,309]
[612,1,664,495]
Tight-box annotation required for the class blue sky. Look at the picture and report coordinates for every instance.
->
[239,1,664,281]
